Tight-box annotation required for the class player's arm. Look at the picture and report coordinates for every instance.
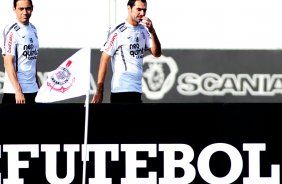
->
[141,17,162,57]
[36,65,41,88]
[91,52,111,103]
[149,30,162,57]
[3,55,25,103]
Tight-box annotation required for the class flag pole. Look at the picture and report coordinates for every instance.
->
[82,48,91,184]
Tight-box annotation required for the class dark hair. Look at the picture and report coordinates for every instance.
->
[127,0,147,8]
[13,0,33,8]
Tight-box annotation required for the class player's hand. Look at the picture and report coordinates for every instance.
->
[140,17,155,33]
[15,91,26,104]
[91,92,103,104]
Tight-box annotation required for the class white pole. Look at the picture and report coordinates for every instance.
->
[82,48,91,184]
[109,0,116,26]
[82,93,89,184]
[109,0,111,27]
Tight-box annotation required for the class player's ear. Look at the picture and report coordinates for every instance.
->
[127,5,131,12]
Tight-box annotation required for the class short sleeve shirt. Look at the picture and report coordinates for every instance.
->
[101,21,152,93]
[1,21,39,93]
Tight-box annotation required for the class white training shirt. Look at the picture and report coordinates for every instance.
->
[1,21,39,93]
[101,20,152,93]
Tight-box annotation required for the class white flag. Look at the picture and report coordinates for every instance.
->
[35,47,91,103]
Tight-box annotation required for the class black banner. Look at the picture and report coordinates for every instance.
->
[0,103,281,184]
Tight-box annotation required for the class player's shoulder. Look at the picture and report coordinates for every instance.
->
[29,23,37,30]
[109,21,127,33]
[3,22,19,33]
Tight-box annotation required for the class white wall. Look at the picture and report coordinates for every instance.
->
[1,0,282,49]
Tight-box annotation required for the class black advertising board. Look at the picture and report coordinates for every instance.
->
[0,103,281,184]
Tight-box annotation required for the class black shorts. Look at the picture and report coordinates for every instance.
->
[110,92,142,103]
[1,93,38,104]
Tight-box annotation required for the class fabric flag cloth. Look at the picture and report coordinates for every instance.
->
[35,47,91,103]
